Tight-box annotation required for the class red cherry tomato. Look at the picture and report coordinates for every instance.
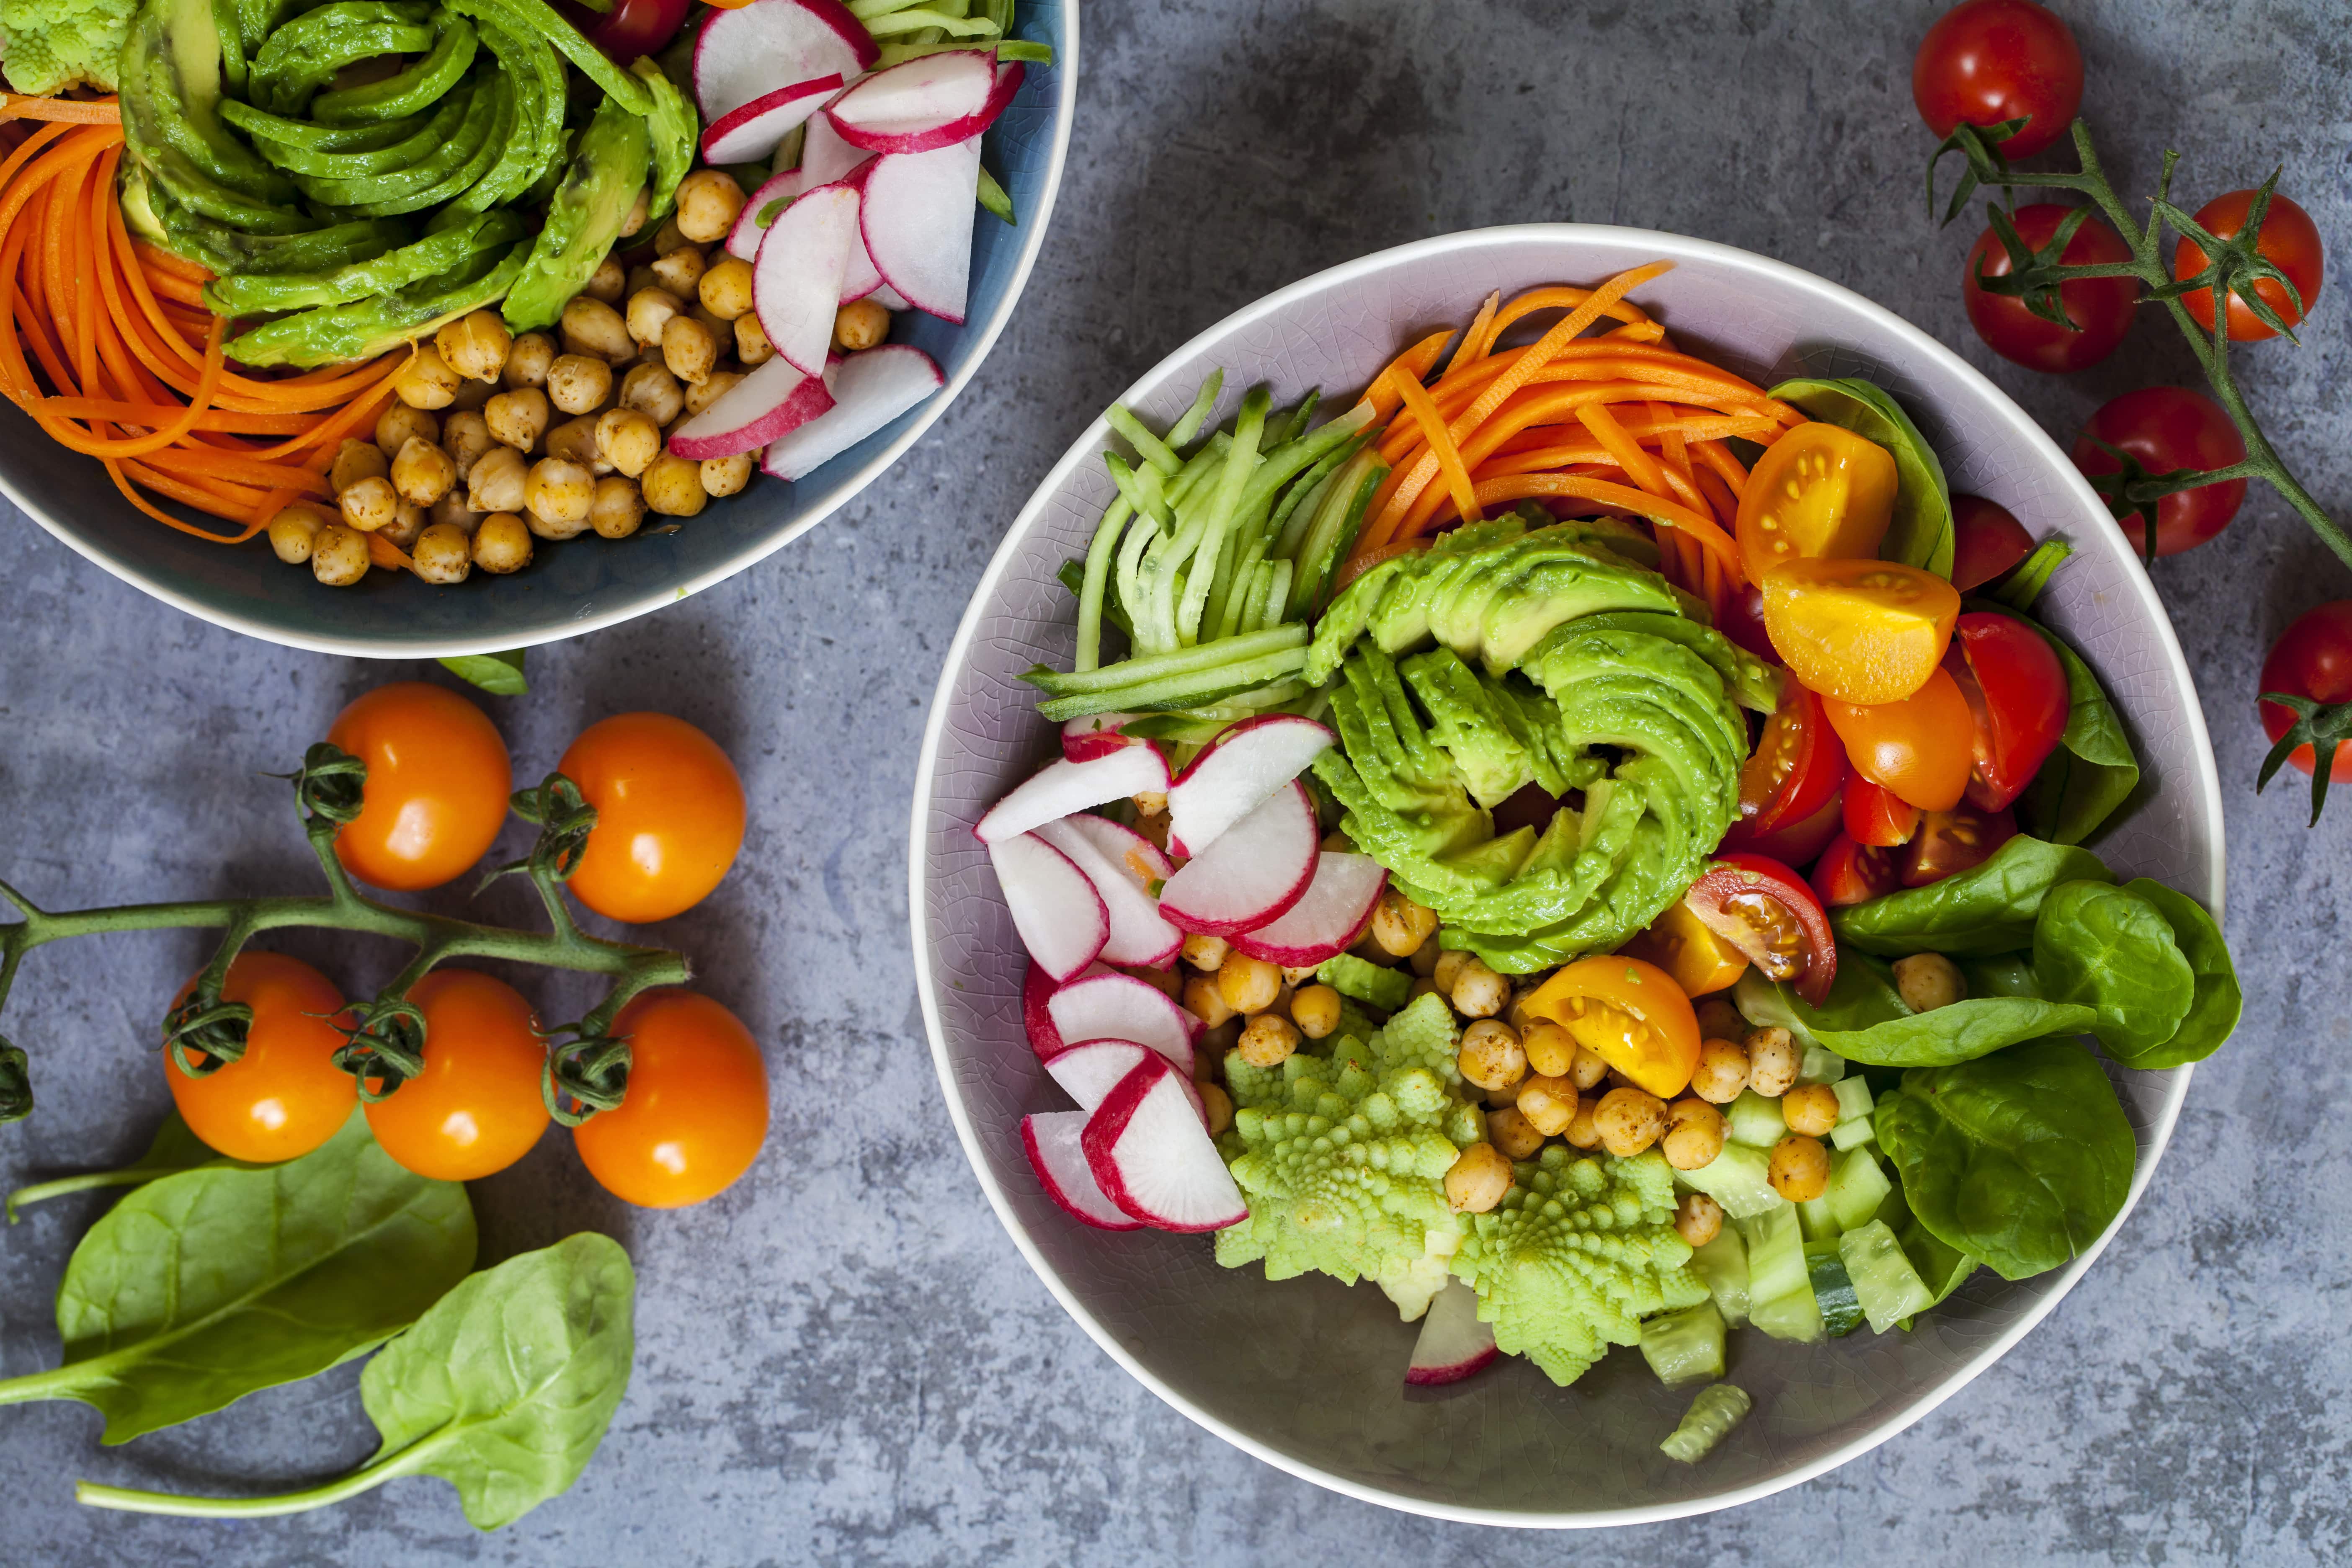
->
[1912,0,2084,160]
[364,970,550,1182]
[573,990,768,1208]
[1735,681,1847,836]
[2071,387,2248,557]
[1718,581,1775,661]
[1947,614,2069,811]
[1823,669,1976,812]
[1965,204,2136,372]
[556,0,692,60]
[2259,601,2352,783]
[1950,495,2035,591]
[1722,790,1845,870]
[1683,854,1837,1007]
[1903,804,2017,887]
[1811,833,1903,908]
[165,952,355,1164]
[2174,189,2326,342]
[1843,777,1921,848]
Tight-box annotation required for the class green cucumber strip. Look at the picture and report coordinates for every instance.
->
[1022,624,1305,696]
[1687,1226,1749,1326]
[1313,953,1410,1012]
[1723,1089,1785,1149]
[1073,497,1132,673]
[1743,1204,1821,1342]
[1676,1140,1779,1220]
[1839,1218,1935,1333]
[1175,387,1270,643]
[976,165,1014,223]
[1166,370,1223,448]
[1805,1241,1864,1336]
[1638,1300,1726,1389]
[1033,645,1310,722]
[1106,405,1183,477]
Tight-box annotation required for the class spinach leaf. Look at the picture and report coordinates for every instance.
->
[1733,948,1908,1046]
[2032,880,2195,1065]
[1831,834,2113,957]
[1814,997,2099,1067]
[2120,878,2241,1066]
[1873,1039,2135,1281]
[1898,1214,1978,1309]
[1769,377,1954,578]
[5,1111,229,1223]
[1960,952,2042,998]
[0,1110,475,1443]
[436,649,527,696]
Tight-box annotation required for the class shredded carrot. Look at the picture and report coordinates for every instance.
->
[1357,329,1454,423]
[1,95,121,124]
[1442,291,1500,379]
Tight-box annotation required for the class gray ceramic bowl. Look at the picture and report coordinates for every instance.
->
[6,3,1074,659]
[909,225,2224,1526]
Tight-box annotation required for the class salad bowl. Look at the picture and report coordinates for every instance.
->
[1,2,1074,661]
[910,223,2225,1525]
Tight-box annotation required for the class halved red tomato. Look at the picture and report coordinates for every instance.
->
[1842,777,1921,848]
[1736,681,1847,836]
[1947,614,2069,810]
[1950,495,2035,592]
[1722,789,1844,869]
[1811,833,1903,908]
[1684,854,1837,1006]
[1903,804,2018,887]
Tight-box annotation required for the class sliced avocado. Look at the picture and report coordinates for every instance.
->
[287,75,498,211]
[248,1,436,116]
[308,8,477,123]
[501,92,651,330]
[631,56,697,224]
[204,209,522,313]
[121,0,319,235]
[1400,647,1537,809]
[226,239,528,367]
[444,0,648,114]
[236,89,465,178]
[438,6,563,214]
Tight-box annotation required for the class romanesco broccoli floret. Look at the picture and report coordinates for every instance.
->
[1,0,130,94]
[1450,1145,1710,1386]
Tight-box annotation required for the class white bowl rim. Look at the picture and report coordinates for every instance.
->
[908,220,2225,1528]
[9,11,1081,663]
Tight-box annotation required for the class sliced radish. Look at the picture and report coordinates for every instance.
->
[1046,970,1199,1073]
[1083,1056,1247,1232]
[665,353,835,460]
[870,283,911,310]
[1022,1112,1142,1231]
[694,0,874,127]
[801,109,876,186]
[837,174,883,304]
[859,137,981,323]
[1157,781,1320,938]
[825,49,1003,155]
[1056,813,1174,882]
[1166,714,1336,858]
[1405,1280,1499,1386]
[1044,1039,1203,1123]
[1230,853,1387,966]
[726,168,802,262]
[975,746,1170,845]
[1063,713,1141,762]
[758,345,944,482]
[1022,959,1065,1059]
[753,181,859,377]
[701,74,842,165]
[986,832,1106,984]
[1034,817,1181,970]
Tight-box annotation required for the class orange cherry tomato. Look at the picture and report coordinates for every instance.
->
[328,683,513,892]
[1519,956,1701,1099]
[1823,668,1976,812]
[1761,557,1960,706]
[165,952,354,1163]
[364,970,550,1182]
[560,714,747,924]
[1735,423,1898,583]
[574,990,768,1208]
[1618,900,1749,999]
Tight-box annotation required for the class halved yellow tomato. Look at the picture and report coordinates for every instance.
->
[1736,423,1899,583]
[1760,557,1960,705]
[1519,956,1702,1099]
[1617,902,1749,999]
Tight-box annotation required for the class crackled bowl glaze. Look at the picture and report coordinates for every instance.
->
[910,225,2223,1526]
[5,2,1073,659]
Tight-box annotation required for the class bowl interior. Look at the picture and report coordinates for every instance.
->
[913,225,2223,1525]
[8,0,1071,659]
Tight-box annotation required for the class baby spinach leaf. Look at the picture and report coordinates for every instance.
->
[1813,997,2100,1068]
[1898,1214,1978,1311]
[1769,377,1955,578]
[0,1110,475,1443]
[2032,880,2195,1065]
[1874,1039,2135,1281]
[1959,952,2042,998]
[1733,948,1908,1046]
[1832,834,2113,958]
[5,1111,227,1223]
[2120,878,2241,1066]
[437,649,527,696]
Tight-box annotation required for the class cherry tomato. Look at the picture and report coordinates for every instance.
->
[1721,790,1845,869]
[1618,900,1749,999]
[1903,804,2017,887]
[574,990,768,1208]
[1811,833,1904,908]
[1824,668,1976,812]
[1965,204,2136,372]
[1950,495,2034,592]
[1947,613,2068,810]
[1519,956,1701,1099]
[1912,0,2084,160]
[560,713,747,924]
[1761,557,1961,706]
[328,683,513,893]
[2174,189,2325,342]
[1683,854,1838,1007]
[1718,580,1775,661]
[165,952,354,1163]
[1735,680,1847,835]
[2071,387,2247,557]
[1734,424,1898,583]
[2259,601,2352,783]
[364,970,550,1182]
[1843,776,1921,848]
[557,0,692,59]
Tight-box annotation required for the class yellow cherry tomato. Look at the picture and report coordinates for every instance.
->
[560,714,747,924]
[1518,955,1702,1099]
[1617,901,1749,999]
[574,990,768,1208]
[165,952,355,1163]
[1736,423,1898,583]
[1823,668,1977,812]
[364,969,550,1181]
[1760,557,1960,706]
[328,683,513,892]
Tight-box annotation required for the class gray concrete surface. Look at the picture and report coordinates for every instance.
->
[2,0,2347,1561]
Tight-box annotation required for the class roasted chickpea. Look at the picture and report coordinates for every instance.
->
[1369,887,1437,958]
[1444,1142,1514,1214]
[1289,983,1341,1040]
[1568,1045,1610,1092]
[1181,974,1233,1030]
[619,362,685,427]
[428,490,482,535]
[330,438,388,493]
[625,262,661,301]
[541,415,608,477]
[673,168,745,244]
[1409,937,1442,977]
[470,511,531,573]
[1449,957,1509,1019]
[652,214,689,259]
[588,475,645,539]
[1237,1013,1300,1069]
[441,410,495,480]
[1516,1074,1578,1137]
[484,387,551,452]
[447,377,496,413]
[1216,952,1281,1014]
[650,245,706,300]
[524,457,594,537]
[338,474,398,533]
[1675,1192,1725,1248]
[833,297,890,352]
[698,255,754,321]
[661,315,718,385]
[1782,1083,1842,1138]
[1199,1081,1235,1137]
[592,407,662,479]
[375,401,439,456]
[1457,1019,1527,1091]
[466,443,528,515]
[618,184,650,240]
[266,503,324,563]
[503,331,556,389]
[1661,1099,1726,1171]
[1521,1019,1575,1078]
[1182,934,1228,972]
[699,454,753,498]
[1594,1086,1668,1158]
[733,309,774,366]
[1746,1026,1800,1098]
[546,353,614,417]
[309,522,369,585]
[1689,1038,1751,1104]
[560,295,634,363]
[1431,950,1470,995]
[435,309,511,383]
[394,343,461,409]
[682,367,740,417]
[1563,1100,1603,1150]
[626,286,683,349]
[409,521,472,584]
[584,254,627,304]
[1768,1134,1831,1202]
[380,498,425,550]
[640,452,707,517]
[1694,996,1745,1042]
[1893,952,1967,1013]
[1487,1105,1545,1161]
[386,436,453,508]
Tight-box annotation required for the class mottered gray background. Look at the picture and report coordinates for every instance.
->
[1,0,2346,1561]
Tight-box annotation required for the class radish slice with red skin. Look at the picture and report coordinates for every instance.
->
[1022,1112,1142,1231]
[858,137,981,323]
[824,49,1008,155]
[1034,818,1181,970]
[802,109,875,186]
[1406,1280,1499,1385]
[1166,714,1336,858]
[1082,1056,1247,1231]
[1230,853,1387,966]
[870,283,910,310]
[1044,971,1199,1074]
[974,745,1171,846]
[986,832,1106,984]
[753,181,859,376]
[760,344,945,482]
[694,0,874,128]
[1063,713,1140,761]
[836,164,883,302]
[1055,813,1173,883]
[700,74,842,165]
[665,353,835,460]
[1157,781,1319,938]
[1025,959,1117,1060]
[1045,1040,1204,1122]
[725,168,803,262]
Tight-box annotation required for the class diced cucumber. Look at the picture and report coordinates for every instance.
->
[1839,1219,1936,1333]
[1830,1117,1877,1151]
[1833,1077,1874,1122]
[1678,1140,1782,1220]
[1797,1195,1843,1243]
[1826,1145,1894,1233]
[1688,1228,1749,1327]
[1314,953,1410,1012]
[1640,1300,1727,1388]
[1797,1044,1847,1085]
[1742,1205,1821,1344]
[1805,1240,1864,1337]
[1661,1383,1753,1464]
[1725,1089,1786,1149]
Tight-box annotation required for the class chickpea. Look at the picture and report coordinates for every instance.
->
[625,262,661,301]
[1369,887,1437,957]
[1675,1192,1725,1248]
[309,522,369,585]
[1746,1026,1799,1098]
[650,245,706,299]
[1563,1100,1603,1149]
[470,511,532,573]
[833,297,890,352]
[1661,1099,1726,1171]
[543,414,610,476]
[1198,1016,1242,1061]
[626,286,683,348]
[389,436,455,507]
[1893,952,1967,1014]
[652,214,689,259]
[503,331,556,389]
[1594,1086,1668,1158]
[1405,938,1439,978]
[662,315,719,385]
[1237,1013,1300,1069]
[484,387,551,452]
[584,254,627,304]
[467,443,528,515]
[435,309,512,384]
[1768,1133,1831,1202]
[441,410,495,480]
[524,456,594,537]
[673,168,746,244]
[266,503,324,563]
[1182,934,1229,972]
[734,309,774,366]
[1694,996,1745,1041]
[589,475,646,539]
[1449,957,1509,1019]
[618,185,650,240]
[1181,974,1233,1030]
[560,295,634,363]
[407,521,472,584]
[330,438,388,494]
[338,474,398,532]
[1515,1074,1578,1137]
[1484,1105,1543,1161]
[1457,1019,1526,1091]
[1521,1019,1574,1078]
[1430,949,1469,993]
[683,367,741,417]
[592,407,662,479]
[428,490,482,535]
[1444,1142,1514,1214]
[1782,1082,1842,1138]
[1568,1045,1610,1092]
[546,353,615,417]
[1199,1081,1234,1138]
[700,454,754,498]
[619,362,685,426]
[394,343,461,409]
[1689,1038,1751,1104]
[380,499,425,550]
[375,401,439,456]
[448,377,496,413]
[1214,952,1278,1014]
[1133,809,1171,852]
[698,255,755,321]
